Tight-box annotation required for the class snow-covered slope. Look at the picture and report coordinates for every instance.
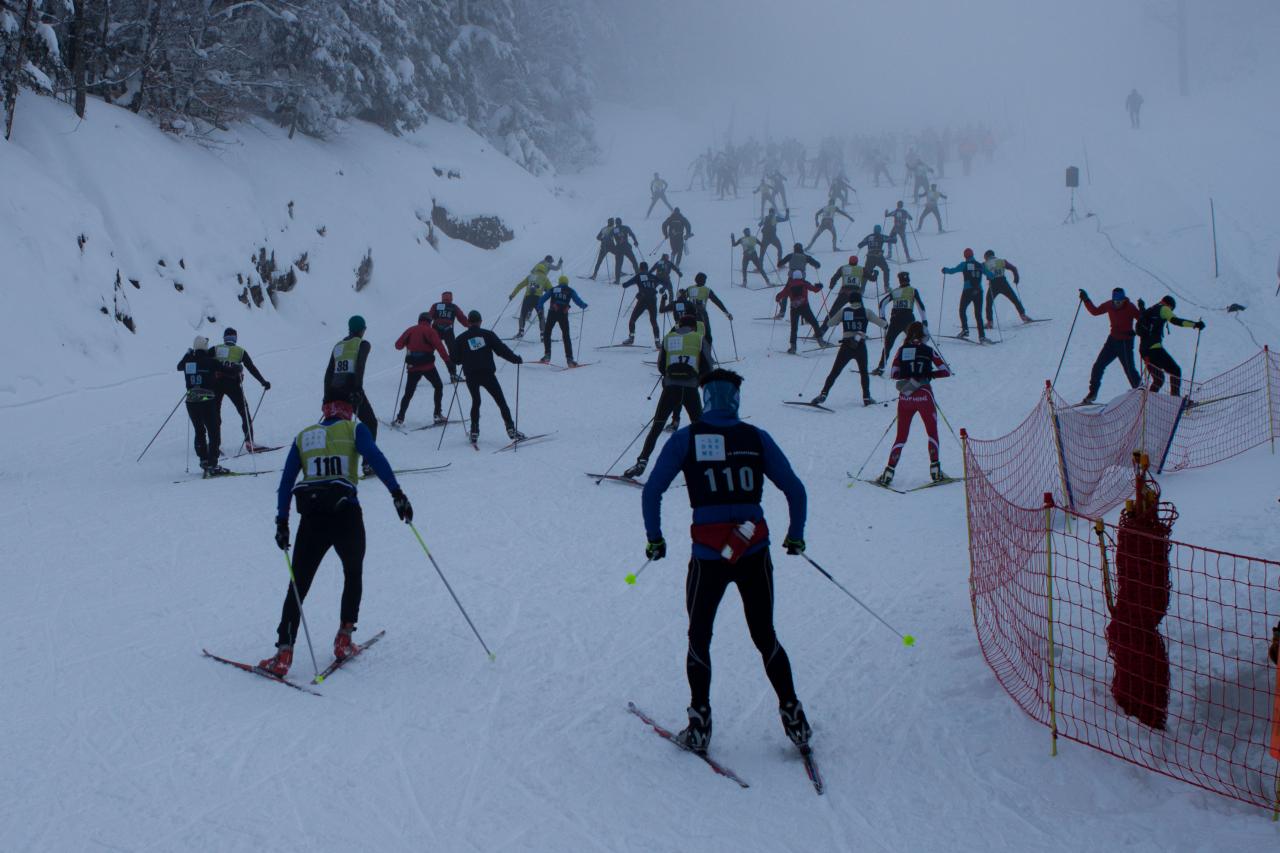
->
[2,84,1278,852]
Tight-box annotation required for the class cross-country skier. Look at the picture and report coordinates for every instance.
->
[942,249,987,340]
[1126,88,1144,129]
[1079,287,1142,405]
[662,207,694,267]
[640,368,811,754]
[806,201,854,253]
[456,310,526,443]
[884,202,914,262]
[510,263,554,339]
[813,299,886,406]
[428,292,471,379]
[623,309,714,480]
[647,172,673,218]
[857,225,895,291]
[828,171,854,207]
[610,217,641,283]
[392,313,452,426]
[590,218,616,280]
[873,271,927,375]
[324,315,378,475]
[759,207,790,267]
[732,228,770,286]
[918,184,947,233]
[981,250,1031,325]
[826,255,874,320]
[212,327,271,451]
[869,149,894,187]
[537,254,563,274]
[875,321,952,487]
[538,275,588,366]
[652,253,682,294]
[257,398,413,677]
[178,335,228,477]
[778,243,821,279]
[685,272,733,347]
[774,270,825,354]
[1136,295,1204,396]
[621,262,670,348]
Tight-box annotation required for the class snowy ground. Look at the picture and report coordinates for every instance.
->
[2,88,1279,851]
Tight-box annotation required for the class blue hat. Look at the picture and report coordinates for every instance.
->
[873,224,882,234]
[1112,287,1126,301]
[348,315,366,334]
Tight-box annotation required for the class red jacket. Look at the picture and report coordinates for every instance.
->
[395,321,450,373]
[1084,297,1140,340]
[775,279,821,309]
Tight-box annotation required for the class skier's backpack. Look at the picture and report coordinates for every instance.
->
[1135,303,1161,342]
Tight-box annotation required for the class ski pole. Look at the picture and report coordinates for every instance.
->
[137,393,186,462]
[577,307,587,355]
[437,380,461,451]
[933,397,962,447]
[391,363,405,421]
[645,373,663,400]
[282,549,322,681]
[1050,299,1083,389]
[514,362,521,435]
[798,348,824,397]
[938,273,947,336]
[408,522,496,661]
[1187,323,1203,396]
[624,558,653,585]
[648,237,668,257]
[800,554,915,647]
[185,411,191,473]
[611,290,632,344]
[250,386,268,428]
[596,418,655,482]
[854,414,898,480]
[728,317,740,361]
[489,296,514,331]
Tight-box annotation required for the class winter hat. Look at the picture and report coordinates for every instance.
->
[906,321,925,342]
[898,271,911,283]
[790,269,804,279]
[1112,287,1126,301]
[848,255,859,265]
[1162,295,1177,309]
[193,335,209,351]
[694,272,707,284]
[467,310,482,325]
[418,311,431,323]
[322,399,354,421]
[793,242,804,252]
[984,249,996,259]
[348,315,366,335]
[700,368,743,415]
[874,225,882,234]
[558,275,569,284]
[963,248,974,259]
[223,327,238,343]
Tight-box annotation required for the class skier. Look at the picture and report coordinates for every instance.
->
[509,263,554,339]
[610,217,641,284]
[639,368,811,754]
[455,310,526,443]
[324,316,378,475]
[537,275,589,366]
[759,207,790,268]
[590,218,617,280]
[828,171,854,207]
[942,249,987,340]
[258,398,413,677]
[427,291,471,380]
[651,253,682,294]
[884,202,913,262]
[806,201,854,253]
[869,149,894,187]
[536,254,563,274]
[1126,88,1144,129]
[647,172,673,218]
[1136,295,1204,396]
[875,321,952,487]
[813,297,886,407]
[1079,287,1142,405]
[778,243,821,279]
[857,225,895,291]
[623,309,714,480]
[392,313,452,426]
[873,271,927,375]
[178,336,228,477]
[774,270,825,354]
[685,272,733,348]
[210,327,271,451]
[918,184,947,233]
[981,250,1031,325]
[825,255,875,324]
[731,228,770,286]
[662,207,694,267]
[621,262,670,348]
[753,175,781,219]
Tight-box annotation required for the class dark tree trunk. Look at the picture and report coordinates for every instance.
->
[3,0,36,140]
[71,0,88,118]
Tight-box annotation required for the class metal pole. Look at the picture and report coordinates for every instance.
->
[728,317,739,362]
[596,418,655,483]
[137,393,186,462]
[1210,198,1219,279]
[437,380,461,451]
[282,549,321,682]
[408,523,496,661]
[391,363,405,417]
[1051,299,1083,389]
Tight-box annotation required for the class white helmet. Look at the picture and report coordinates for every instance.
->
[193,335,209,351]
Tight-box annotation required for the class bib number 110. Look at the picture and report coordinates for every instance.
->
[312,456,346,478]
[704,466,754,493]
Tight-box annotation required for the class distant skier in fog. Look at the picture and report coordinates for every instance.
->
[1126,88,1144,129]
[647,172,673,218]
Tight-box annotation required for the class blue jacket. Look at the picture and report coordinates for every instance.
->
[276,420,399,519]
[641,410,806,559]
[537,285,588,311]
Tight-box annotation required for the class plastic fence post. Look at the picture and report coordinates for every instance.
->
[1045,382,1074,511]
[1043,492,1059,758]
[1094,518,1114,614]
[960,429,979,629]
[1266,346,1275,455]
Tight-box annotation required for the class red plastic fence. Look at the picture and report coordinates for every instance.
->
[963,348,1280,813]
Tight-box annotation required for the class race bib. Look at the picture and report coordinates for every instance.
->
[694,434,726,462]
[300,429,328,452]
[467,337,485,351]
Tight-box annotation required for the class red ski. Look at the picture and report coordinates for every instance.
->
[202,649,322,696]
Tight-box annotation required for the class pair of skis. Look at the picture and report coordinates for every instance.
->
[850,475,964,494]
[202,629,386,694]
[627,702,822,794]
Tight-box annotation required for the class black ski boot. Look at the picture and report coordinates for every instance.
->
[930,461,946,482]
[623,458,648,479]
[780,699,812,748]
[876,465,895,487]
[810,392,827,405]
[676,705,712,755]
[863,396,876,406]
[507,426,526,441]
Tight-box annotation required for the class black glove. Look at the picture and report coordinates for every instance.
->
[646,538,667,560]
[275,517,290,550]
[263,381,272,391]
[391,489,413,523]
[1078,289,1088,302]
[449,372,460,384]
[514,355,524,364]
[783,536,805,555]
[1195,320,1206,330]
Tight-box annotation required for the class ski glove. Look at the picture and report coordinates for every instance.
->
[1078,289,1088,302]
[275,518,290,551]
[646,538,667,560]
[514,355,524,364]
[391,490,413,523]
[1194,320,1206,330]
[262,381,271,390]
[783,537,806,556]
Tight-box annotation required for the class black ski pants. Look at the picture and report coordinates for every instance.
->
[186,397,221,467]
[789,303,823,348]
[639,385,701,461]
[517,294,545,334]
[277,503,365,647]
[214,382,253,442]
[543,311,575,362]
[466,372,514,431]
[958,286,985,335]
[398,368,444,419]
[985,277,1025,324]
[820,339,871,400]
[865,253,890,291]
[685,548,799,709]
[591,244,611,277]
[1142,346,1183,395]
[1088,337,1141,397]
[761,233,783,267]
[437,328,460,377]
[670,235,686,268]
[919,204,942,232]
[741,250,768,285]
[806,220,838,252]
[629,297,660,340]
[877,310,915,370]
[887,226,911,259]
[613,246,639,283]
[356,395,377,442]
[646,192,672,218]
